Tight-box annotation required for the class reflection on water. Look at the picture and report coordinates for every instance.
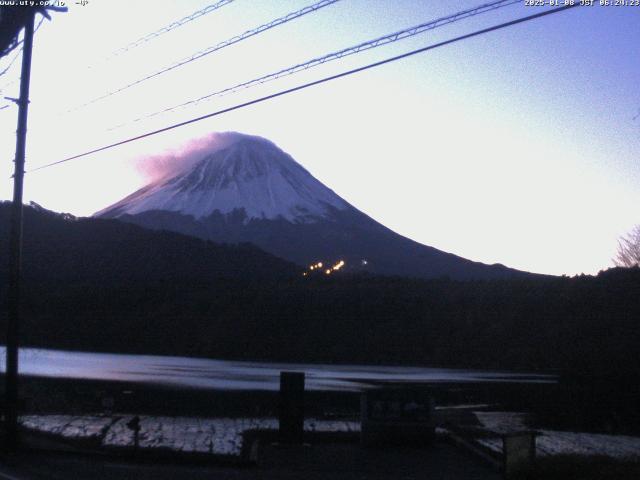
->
[0,347,554,392]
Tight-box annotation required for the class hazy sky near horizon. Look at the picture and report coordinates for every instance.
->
[0,0,638,276]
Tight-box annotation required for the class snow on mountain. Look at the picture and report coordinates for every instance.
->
[97,135,349,223]
[97,132,531,280]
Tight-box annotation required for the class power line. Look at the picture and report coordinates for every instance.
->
[29,4,580,174]
[72,0,340,111]
[0,37,22,60]
[0,76,19,94]
[0,46,23,79]
[107,0,235,58]
[113,0,520,130]
[0,71,21,92]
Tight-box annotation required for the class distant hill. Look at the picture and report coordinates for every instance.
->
[0,201,298,286]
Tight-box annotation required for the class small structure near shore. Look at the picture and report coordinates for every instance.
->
[360,387,435,446]
[502,431,537,479]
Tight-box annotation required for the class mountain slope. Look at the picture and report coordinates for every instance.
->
[98,133,531,280]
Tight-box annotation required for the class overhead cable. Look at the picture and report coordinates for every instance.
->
[72,0,341,111]
[115,0,521,129]
[109,0,236,58]
[29,4,580,174]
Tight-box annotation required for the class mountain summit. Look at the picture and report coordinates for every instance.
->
[97,133,529,280]
[97,135,348,223]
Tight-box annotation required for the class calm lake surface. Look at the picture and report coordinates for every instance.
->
[0,347,554,392]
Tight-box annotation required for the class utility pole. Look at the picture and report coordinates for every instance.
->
[5,8,36,451]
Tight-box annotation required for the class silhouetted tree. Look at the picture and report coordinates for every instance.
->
[614,225,640,268]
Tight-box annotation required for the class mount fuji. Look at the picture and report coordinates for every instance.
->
[97,133,527,280]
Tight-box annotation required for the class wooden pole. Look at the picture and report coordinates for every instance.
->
[5,8,36,451]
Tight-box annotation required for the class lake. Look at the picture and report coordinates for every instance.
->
[0,347,554,392]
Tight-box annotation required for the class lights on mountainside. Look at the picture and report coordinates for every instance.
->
[302,260,345,277]
[324,260,345,275]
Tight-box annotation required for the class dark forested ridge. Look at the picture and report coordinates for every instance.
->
[0,202,638,377]
[0,201,298,284]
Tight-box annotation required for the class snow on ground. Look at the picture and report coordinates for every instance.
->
[23,411,640,460]
[473,411,640,461]
[20,415,360,457]
[20,415,116,439]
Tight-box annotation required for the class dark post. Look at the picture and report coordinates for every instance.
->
[5,9,36,450]
[126,416,141,450]
[503,431,536,479]
[278,371,304,444]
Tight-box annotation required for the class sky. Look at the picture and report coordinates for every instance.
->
[0,0,638,276]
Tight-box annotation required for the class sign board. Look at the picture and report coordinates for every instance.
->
[361,387,434,446]
[101,396,115,410]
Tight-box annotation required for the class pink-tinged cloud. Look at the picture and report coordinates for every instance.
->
[135,131,257,182]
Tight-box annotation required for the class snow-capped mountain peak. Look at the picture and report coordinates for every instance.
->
[97,135,349,222]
